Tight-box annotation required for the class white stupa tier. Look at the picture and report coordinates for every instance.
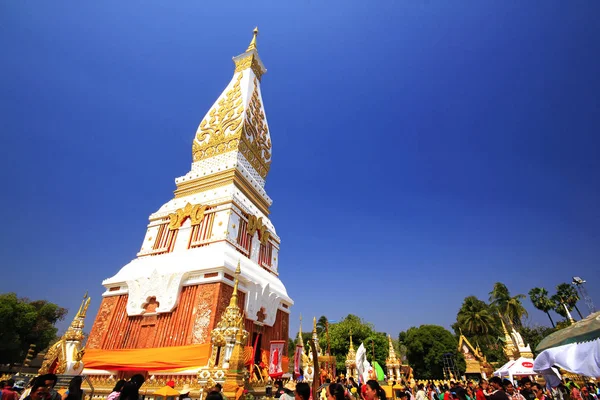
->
[102,28,292,328]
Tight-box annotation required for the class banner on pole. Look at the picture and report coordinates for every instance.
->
[269,340,285,378]
[294,345,304,376]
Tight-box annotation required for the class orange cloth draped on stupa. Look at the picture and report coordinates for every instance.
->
[83,344,210,371]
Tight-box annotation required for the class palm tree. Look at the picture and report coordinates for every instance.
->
[489,282,529,327]
[556,283,584,319]
[316,315,328,336]
[528,287,556,328]
[551,293,575,323]
[457,296,497,337]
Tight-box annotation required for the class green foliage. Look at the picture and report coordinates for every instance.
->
[400,325,465,379]
[0,293,67,364]
[326,314,388,373]
[519,325,557,354]
[555,283,584,319]
[454,296,498,337]
[317,316,328,336]
[528,287,556,328]
[489,282,528,327]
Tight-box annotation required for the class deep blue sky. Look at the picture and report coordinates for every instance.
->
[1,1,599,340]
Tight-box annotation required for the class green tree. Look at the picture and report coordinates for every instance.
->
[519,325,557,353]
[489,282,528,327]
[316,316,328,336]
[327,314,388,373]
[528,288,556,328]
[455,296,497,337]
[550,293,573,322]
[555,283,583,319]
[400,325,465,379]
[0,293,67,364]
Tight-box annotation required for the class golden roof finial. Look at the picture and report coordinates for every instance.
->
[76,291,91,319]
[313,316,317,334]
[297,314,304,347]
[349,329,354,351]
[246,26,259,52]
[229,261,241,308]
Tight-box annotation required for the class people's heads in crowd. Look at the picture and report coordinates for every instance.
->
[504,381,515,394]
[365,380,386,400]
[29,382,49,400]
[488,377,503,391]
[112,380,127,393]
[520,379,532,390]
[295,382,311,400]
[206,392,223,400]
[42,374,58,389]
[327,383,346,400]
[130,374,145,389]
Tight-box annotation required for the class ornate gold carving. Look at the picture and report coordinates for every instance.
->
[247,215,270,245]
[240,77,271,178]
[192,65,271,179]
[192,73,244,163]
[168,203,207,230]
[234,55,263,81]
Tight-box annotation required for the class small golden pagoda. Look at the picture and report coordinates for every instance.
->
[457,330,493,378]
[500,315,518,361]
[385,334,402,382]
[198,262,249,397]
[345,330,357,380]
[40,293,91,375]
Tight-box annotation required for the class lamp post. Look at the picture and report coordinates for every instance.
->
[572,276,596,315]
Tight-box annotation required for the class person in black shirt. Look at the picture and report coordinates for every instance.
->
[487,378,509,400]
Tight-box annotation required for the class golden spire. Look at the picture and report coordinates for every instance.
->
[76,291,91,319]
[313,316,317,334]
[387,334,399,364]
[297,314,304,347]
[229,261,241,308]
[345,329,356,362]
[246,27,259,52]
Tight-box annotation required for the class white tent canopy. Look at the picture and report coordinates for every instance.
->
[534,338,600,380]
[494,357,536,381]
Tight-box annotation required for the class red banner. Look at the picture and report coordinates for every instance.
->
[269,340,285,378]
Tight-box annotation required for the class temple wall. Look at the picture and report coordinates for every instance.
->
[87,296,119,349]
[87,281,253,350]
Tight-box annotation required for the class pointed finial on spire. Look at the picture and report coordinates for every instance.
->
[76,291,91,318]
[229,261,241,308]
[349,329,354,351]
[246,27,259,52]
[313,316,317,334]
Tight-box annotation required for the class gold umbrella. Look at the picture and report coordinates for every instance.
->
[153,386,182,397]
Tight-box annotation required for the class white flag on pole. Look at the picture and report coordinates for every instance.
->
[355,343,371,384]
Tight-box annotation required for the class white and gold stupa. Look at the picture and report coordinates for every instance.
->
[80,29,293,381]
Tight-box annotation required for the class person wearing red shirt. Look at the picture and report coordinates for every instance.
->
[475,380,489,400]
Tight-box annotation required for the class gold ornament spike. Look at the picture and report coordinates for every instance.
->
[229,262,241,308]
[246,27,259,52]
[349,329,354,351]
[313,316,317,334]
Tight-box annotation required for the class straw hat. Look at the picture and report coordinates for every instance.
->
[284,381,297,392]
[180,384,191,394]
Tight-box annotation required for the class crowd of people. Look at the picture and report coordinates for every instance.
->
[3,374,598,400]
[270,376,600,400]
